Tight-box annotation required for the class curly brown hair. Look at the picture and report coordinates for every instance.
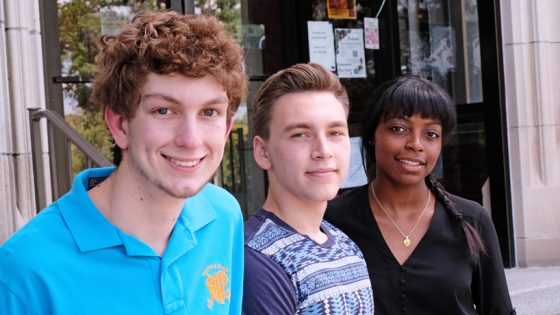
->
[91,11,247,120]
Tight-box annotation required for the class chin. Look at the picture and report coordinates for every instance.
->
[164,184,206,199]
[310,190,340,203]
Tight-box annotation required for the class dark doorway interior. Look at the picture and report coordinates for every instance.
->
[247,0,513,267]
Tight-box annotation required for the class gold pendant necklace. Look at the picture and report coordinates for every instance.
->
[371,184,431,247]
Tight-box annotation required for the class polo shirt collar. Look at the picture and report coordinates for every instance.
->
[58,168,218,260]
[58,167,122,253]
[163,184,217,266]
[181,184,217,231]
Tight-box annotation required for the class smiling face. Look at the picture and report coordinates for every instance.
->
[107,73,232,199]
[253,91,350,205]
[373,114,442,188]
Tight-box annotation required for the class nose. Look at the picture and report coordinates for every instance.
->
[312,135,334,160]
[405,132,424,152]
[174,116,203,149]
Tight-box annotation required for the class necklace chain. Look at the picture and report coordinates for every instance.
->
[371,184,431,247]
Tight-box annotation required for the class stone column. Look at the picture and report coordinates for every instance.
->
[501,0,560,266]
[0,0,48,243]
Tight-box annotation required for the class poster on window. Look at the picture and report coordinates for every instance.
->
[334,28,366,78]
[327,0,357,20]
[364,17,380,50]
[307,21,336,72]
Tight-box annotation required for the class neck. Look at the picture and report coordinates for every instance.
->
[88,167,184,256]
[263,190,328,244]
[370,179,431,215]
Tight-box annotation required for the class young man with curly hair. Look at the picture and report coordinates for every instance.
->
[0,11,247,314]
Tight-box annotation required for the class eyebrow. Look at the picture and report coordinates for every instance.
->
[389,116,441,126]
[283,121,347,133]
[141,93,229,106]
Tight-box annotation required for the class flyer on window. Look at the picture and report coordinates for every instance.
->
[327,0,357,20]
[334,28,366,78]
[364,17,380,50]
[307,21,336,72]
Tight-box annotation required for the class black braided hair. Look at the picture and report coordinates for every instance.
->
[426,176,487,263]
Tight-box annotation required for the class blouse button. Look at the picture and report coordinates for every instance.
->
[400,293,407,300]
[399,278,406,285]
[401,306,407,312]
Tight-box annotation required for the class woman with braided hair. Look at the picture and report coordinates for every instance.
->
[325,76,515,315]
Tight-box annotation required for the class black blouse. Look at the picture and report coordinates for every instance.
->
[325,185,515,315]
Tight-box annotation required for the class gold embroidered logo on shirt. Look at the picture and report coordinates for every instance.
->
[203,264,230,309]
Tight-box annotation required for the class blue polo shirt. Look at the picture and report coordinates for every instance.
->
[0,167,244,314]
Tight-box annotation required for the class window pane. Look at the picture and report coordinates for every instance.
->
[398,0,482,103]
[57,0,168,176]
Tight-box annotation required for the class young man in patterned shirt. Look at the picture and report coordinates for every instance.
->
[243,63,374,314]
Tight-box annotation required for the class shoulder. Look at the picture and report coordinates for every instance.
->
[325,185,371,230]
[244,210,267,242]
[0,204,72,290]
[192,183,241,217]
[243,246,292,287]
[329,185,368,208]
[244,211,296,248]
[445,193,492,227]
[1,205,69,263]
[322,220,363,255]
[243,247,297,314]
[322,220,348,240]
[327,185,369,216]
[446,193,485,216]
[197,183,239,204]
[244,246,285,274]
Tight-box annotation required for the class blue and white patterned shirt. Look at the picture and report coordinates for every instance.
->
[243,209,374,314]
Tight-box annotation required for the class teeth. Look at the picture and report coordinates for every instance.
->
[399,159,421,166]
[169,157,199,167]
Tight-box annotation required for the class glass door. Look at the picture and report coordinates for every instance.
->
[298,0,513,265]
[56,0,167,176]
[394,0,513,266]
[396,0,487,204]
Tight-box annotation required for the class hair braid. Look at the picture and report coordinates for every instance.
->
[426,176,486,263]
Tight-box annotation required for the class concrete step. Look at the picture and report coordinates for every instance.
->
[505,266,560,315]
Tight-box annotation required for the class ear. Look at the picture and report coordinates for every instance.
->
[253,135,272,170]
[224,116,234,139]
[104,107,129,150]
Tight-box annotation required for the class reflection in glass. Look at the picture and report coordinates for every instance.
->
[194,0,247,199]
[398,0,482,103]
[58,0,167,176]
